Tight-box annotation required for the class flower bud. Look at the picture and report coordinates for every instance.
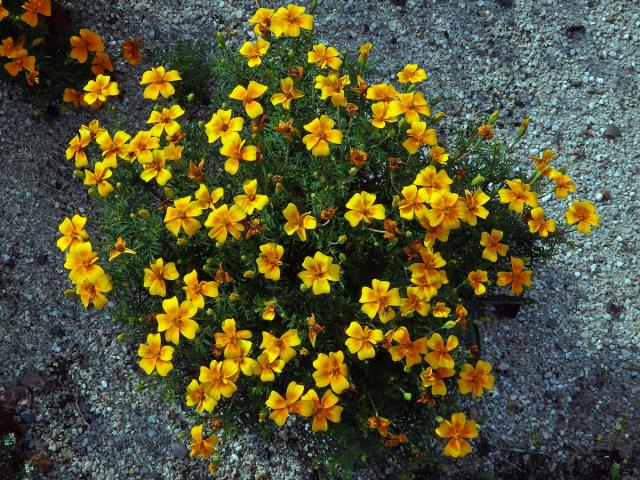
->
[310,0,318,11]
[203,265,212,275]
[187,93,195,103]
[517,117,529,139]
[471,174,486,186]
[164,187,175,199]
[300,283,309,292]
[349,167,358,176]
[129,213,137,219]
[403,390,412,401]
[116,182,123,190]
[137,208,150,218]
[338,234,348,244]
[116,333,129,341]
[216,32,226,48]
[433,111,445,122]
[215,241,223,248]
[206,308,214,316]
[488,109,500,124]
[73,170,85,179]
[404,230,413,238]
[88,188,99,200]
[338,253,347,262]
[63,289,77,297]
[240,255,247,261]
[243,271,255,279]
[229,293,240,302]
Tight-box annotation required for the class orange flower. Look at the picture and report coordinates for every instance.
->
[370,100,402,129]
[199,359,239,401]
[307,314,324,348]
[366,83,398,102]
[108,237,136,262]
[400,286,430,317]
[314,71,350,106]
[344,191,385,227]
[164,195,203,236]
[182,269,218,309]
[424,191,465,230]
[233,179,269,214]
[302,115,342,157]
[239,38,270,67]
[528,207,556,237]
[262,300,277,321]
[189,425,218,459]
[480,229,509,262]
[138,332,174,376]
[156,297,199,345]
[436,413,478,458]
[56,214,89,252]
[270,76,304,110]
[83,74,119,106]
[397,185,429,220]
[204,204,246,244]
[461,189,490,226]
[496,256,532,294]
[249,8,274,36]
[214,318,252,359]
[457,360,495,397]
[298,252,341,295]
[425,333,458,369]
[396,92,431,124]
[298,389,343,432]
[498,179,538,213]
[139,149,172,186]
[229,80,268,118]
[359,279,401,323]
[397,63,427,84]
[550,169,575,198]
[0,1,8,20]
[83,161,113,197]
[186,379,217,413]
[4,48,35,76]
[307,43,342,70]
[75,271,112,309]
[312,351,349,394]
[70,29,104,64]
[91,51,113,75]
[265,382,305,426]
[122,37,142,65]
[129,130,159,163]
[65,129,91,168]
[367,416,391,437]
[429,145,449,165]
[143,258,179,297]
[402,121,437,154]
[0,37,20,57]
[477,124,494,140]
[531,149,554,176]
[431,302,451,318]
[140,66,181,100]
[204,109,244,143]
[565,199,599,234]
[147,104,184,137]
[20,0,51,27]
[413,166,452,195]
[256,243,284,281]
[388,326,428,367]
[420,366,455,396]
[467,270,488,295]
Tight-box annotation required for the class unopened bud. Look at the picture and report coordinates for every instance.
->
[403,391,412,401]
[187,93,195,102]
[300,283,309,292]
[404,230,413,238]
[164,187,174,199]
[433,111,445,122]
[88,188,99,200]
[243,271,255,279]
[116,333,129,341]
[517,118,529,139]
[338,234,347,244]
[471,174,485,186]
[63,289,77,297]
[206,308,214,316]
[229,293,240,302]
[338,253,347,262]
[116,182,123,190]
[349,167,358,176]
[216,32,226,49]
[73,170,84,179]
[488,109,500,124]
[137,209,150,218]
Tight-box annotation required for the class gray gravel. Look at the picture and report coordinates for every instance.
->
[1,0,639,478]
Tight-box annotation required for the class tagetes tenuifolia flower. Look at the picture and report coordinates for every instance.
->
[229,80,268,118]
[84,161,113,197]
[282,203,317,241]
[298,251,340,295]
[436,413,478,458]
[140,66,181,100]
[345,191,385,227]
[69,29,104,63]
[388,326,427,367]
[270,4,313,37]
[345,321,383,360]
[550,169,575,198]
[189,424,218,459]
[140,150,172,186]
[4,47,35,77]
[57,215,89,252]
[164,196,203,236]
[425,333,458,369]
[20,0,51,27]
[498,179,538,213]
[397,185,429,220]
[204,204,246,243]
[360,279,401,323]
[186,379,217,412]
[312,351,349,394]
[298,389,343,432]
[147,105,184,136]
[234,179,269,214]
[496,256,532,294]
[214,318,252,359]
[122,37,142,65]
[528,207,556,237]
[370,101,401,129]
[266,381,304,426]
[138,332,174,376]
[421,366,455,396]
[302,115,342,157]
[256,243,284,281]
[205,109,244,143]
[108,237,135,261]
[565,199,599,234]
[461,189,490,226]
[467,270,488,295]
[307,43,342,70]
[414,165,452,195]
[199,359,239,401]
[182,270,219,309]
[253,351,284,382]
[83,75,119,106]
[64,242,103,284]
[480,229,508,262]
[239,38,270,67]
[261,329,300,362]
[270,77,304,110]
[220,133,258,175]
[143,258,179,297]
[96,130,130,168]
[458,360,495,397]
[156,296,199,345]
[76,271,112,309]
[403,121,436,154]
[397,63,427,84]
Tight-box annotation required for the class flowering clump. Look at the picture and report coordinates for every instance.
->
[56,3,598,473]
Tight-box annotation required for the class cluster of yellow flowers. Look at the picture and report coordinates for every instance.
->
[58,3,600,466]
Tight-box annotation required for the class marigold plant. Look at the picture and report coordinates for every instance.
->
[57,3,598,473]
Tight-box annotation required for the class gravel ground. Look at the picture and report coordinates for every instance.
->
[1,0,639,478]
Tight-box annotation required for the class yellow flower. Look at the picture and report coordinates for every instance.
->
[83,74,119,105]
[188,424,218,459]
[345,321,383,360]
[232,342,258,376]
[436,413,478,458]
[138,332,174,376]
[129,130,159,164]
[397,64,427,84]
[108,237,136,262]
[147,105,184,137]
[156,296,199,345]
[249,8,275,36]
[229,80,268,118]
[260,329,300,362]
[396,92,431,124]
[480,229,509,262]
[186,379,217,412]
[163,195,203,236]
[76,271,112,309]
[496,256,533,294]
[219,133,258,175]
[96,130,130,168]
[359,279,401,323]
[429,145,449,165]
[256,243,284,281]
[358,42,373,60]
[307,43,342,70]
[344,191,385,227]
[266,381,305,427]
[397,185,429,219]
[252,351,284,382]
[57,214,89,252]
[432,302,451,318]
[314,72,350,106]
[143,258,179,297]
[270,77,304,110]
[461,189,490,226]
[204,109,244,143]
[214,318,252,359]
[425,333,458,369]
[195,184,224,210]
[531,149,555,176]
[199,359,239,401]
[182,269,219,309]
[302,115,342,157]
[239,38,270,67]
[282,203,317,241]
[528,207,556,237]
[298,389,343,432]
[312,351,349,394]
[234,179,269,214]
[140,149,172,186]
[84,161,113,197]
[549,169,576,198]
[413,166,452,195]
[66,129,92,168]
[565,199,599,234]
[458,360,495,397]
[498,179,538,213]
[140,66,181,100]
[298,252,341,295]
[270,4,314,37]
[420,366,455,396]
[366,83,398,102]
[467,270,489,295]
[307,314,324,348]
[370,101,402,128]
[424,191,465,230]
[400,286,430,317]
[262,300,277,321]
[403,121,437,153]
[64,241,103,285]
[388,326,428,367]
[204,204,246,243]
